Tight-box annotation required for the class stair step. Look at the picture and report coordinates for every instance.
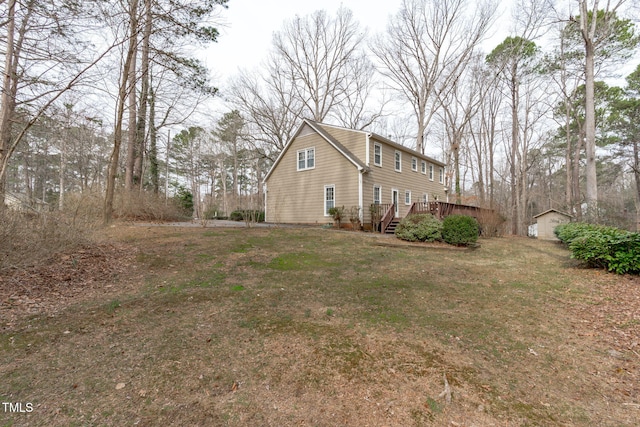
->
[384,220,400,234]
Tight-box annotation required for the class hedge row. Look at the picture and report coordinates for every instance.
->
[395,213,479,246]
[555,222,640,275]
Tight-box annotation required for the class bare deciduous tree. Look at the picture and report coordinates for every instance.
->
[371,0,496,154]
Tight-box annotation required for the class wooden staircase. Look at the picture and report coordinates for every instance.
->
[384,219,400,234]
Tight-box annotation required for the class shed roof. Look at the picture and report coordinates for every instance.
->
[533,209,573,219]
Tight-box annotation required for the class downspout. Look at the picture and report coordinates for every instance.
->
[358,168,364,225]
[365,133,371,167]
[263,182,268,222]
[362,133,371,225]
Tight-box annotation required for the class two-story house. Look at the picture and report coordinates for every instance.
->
[263,119,447,230]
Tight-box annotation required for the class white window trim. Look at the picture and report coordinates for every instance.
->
[297,147,316,171]
[422,193,428,203]
[421,160,427,174]
[324,184,335,216]
[373,184,382,205]
[394,150,402,172]
[373,143,382,167]
[439,167,444,184]
[405,190,411,205]
[429,164,434,181]
[411,157,418,172]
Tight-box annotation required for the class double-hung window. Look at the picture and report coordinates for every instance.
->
[373,143,382,166]
[394,151,401,172]
[324,185,335,216]
[421,161,427,174]
[373,185,381,205]
[439,167,444,184]
[297,148,315,171]
[429,164,434,181]
[405,190,411,205]
[411,157,418,172]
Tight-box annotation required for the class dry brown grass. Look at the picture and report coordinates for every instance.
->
[0,227,638,426]
[0,209,89,272]
[114,191,189,222]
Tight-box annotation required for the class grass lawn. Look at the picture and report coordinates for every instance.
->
[1,225,638,426]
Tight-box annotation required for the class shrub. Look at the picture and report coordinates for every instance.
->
[554,222,603,244]
[348,206,361,230]
[0,209,88,272]
[173,185,194,216]
[328,206,345,228]
[115,190,190,221]
[441,215,479,246]
[229,210,265,222]
[560,222,640,274]
[395,214,442,242]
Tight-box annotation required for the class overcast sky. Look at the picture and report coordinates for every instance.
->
[205,0,405,81]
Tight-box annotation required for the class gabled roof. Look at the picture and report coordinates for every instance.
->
[264,119,369,182]
[316,121,446,167]
[533,209,573,219]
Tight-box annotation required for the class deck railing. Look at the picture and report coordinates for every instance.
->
[380,203,395,234]
[372,201,496,233]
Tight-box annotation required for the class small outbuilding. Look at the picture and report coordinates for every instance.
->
[532,209,572,240]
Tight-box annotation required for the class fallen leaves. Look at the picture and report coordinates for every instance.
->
[0,242,137,329]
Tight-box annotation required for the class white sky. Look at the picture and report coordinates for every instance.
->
[204,0,405,82]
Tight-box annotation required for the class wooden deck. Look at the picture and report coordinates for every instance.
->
[371,201,497,233]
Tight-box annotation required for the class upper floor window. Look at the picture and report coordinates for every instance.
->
[374,143,382,166]
[297,147,315,171]
[429,164,434,181]
[439,167,444,184]
[421,160,427,174]
[395,151,401,172]
[411,157,418,172]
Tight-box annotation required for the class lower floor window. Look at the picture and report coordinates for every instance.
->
[373,185,381,204]
[324,185,335,216]
[405,190,411,205]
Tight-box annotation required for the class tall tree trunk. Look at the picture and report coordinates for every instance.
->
[124,23,139,191]
[148,85,159,194]
[104,0,139,224]
[133,0,152,189]
[583,39,598,219]
[0,0,17,207]
[633,139,640,231]
[579,0,599,220]
[572,130,584,221]
[510,68,520,235]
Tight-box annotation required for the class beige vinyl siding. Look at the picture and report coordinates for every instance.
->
[317,124,367,163]
[266,133,360,224]
[362,136,446,225]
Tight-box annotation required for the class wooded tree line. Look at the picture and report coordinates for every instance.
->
[1,0,639,233]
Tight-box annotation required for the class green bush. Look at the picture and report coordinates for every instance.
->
[173,185,193,216]
[395,214,442,242]
[441,215,479,246]
[229,210,265,222]
[557,222,640,275]
[555,222,602,244]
